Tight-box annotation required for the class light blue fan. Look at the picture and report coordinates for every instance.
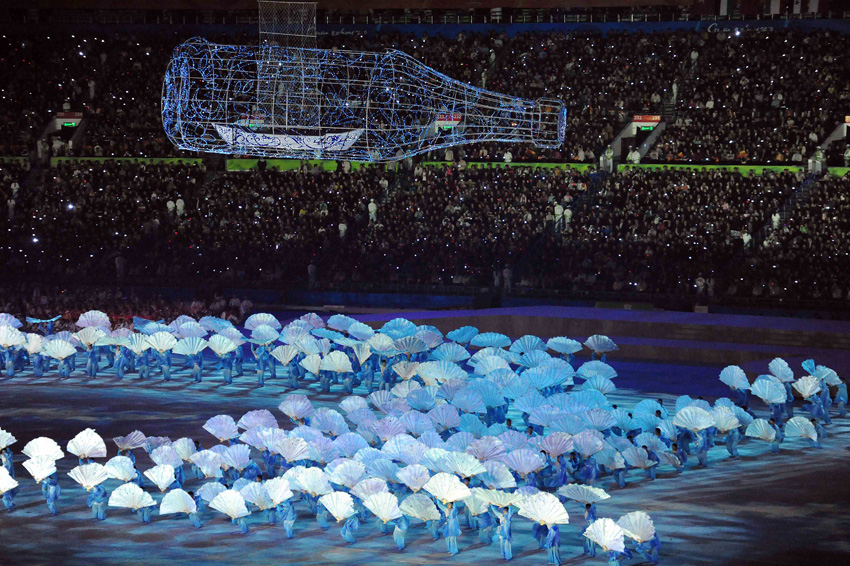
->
[431,342,471,363]
[208,335,238,357]
[245,313,281,331]
[546,337,583,355]
[399,411,435,437]
[451,389,487,414]
[146,331,177,353]
[199,316,233,333]
[406,388,439,411]
[473,356,511,376]
[25,315,60,325]
[633,399,668,419]
[394,336,428,356]
[380,318,418,340]
[524,365,571,390]
[576,361,618,381]
[509,335,546,355]
[250,324,280,345]
[347,322,375,342]
[470,332,511,349]
[417,360,467,384]
[583,335,618,354]
[310,327,343,341]
[801,359,816,375]
[446,326,478,345]
[328,314,357,333]
[174,337,208,357]
[320,351,353,373]
[517,350,552,369]
[176,322,208,339]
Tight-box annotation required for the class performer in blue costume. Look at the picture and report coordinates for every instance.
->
[221,352,234,384]
[84,345,98,377]
[436,500,460,555]
[476,506,494,544]
[114,345,128,379]
[768,418,783,454]
[491,505,513,560]
[233,343,244,377]
[724,427,742,458]
[635,532,661,564]
[315,500,330,530]
[810,418,827,448]
[393,515,409,549]
[87,484,108,520]
[544,524,561,565]
[190,353,203,382]
[577,455,598,486]
[1,448,14,479]
[1,485,15,510]
[532,522,549,549]
[42,474,61,515]
[341,514,359,544]
[836,379,848,417]
[694,430,710,468]
[276,500,296,538]
[643,446,660,480]
[582,503,597,557]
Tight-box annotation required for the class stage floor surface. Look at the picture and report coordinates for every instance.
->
[1,306,848,566]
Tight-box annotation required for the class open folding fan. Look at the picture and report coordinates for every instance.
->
[479,461,517,489]
[711,407,741,433]
[198,316,233,334]
[395,464,430,492]
[0,468,19,495]
[444,325,478,345]
[672,406,715,433]
[745,419,776,442]
[240,482,274,510]
[582,408,618,431]
[151,445,183,468]
[573,430,605,457]
[279,394,315,422]
[431,342,471,363]
[327,460,367,489]
[210,490,251,519]
[363,492,402,523]
[68,463,109,490]
[748,379,786,405]
[792,375,822,399]
[509,335,547,355]
[518,492,570,526]
[244,313,281,331]
[466,436,507,462]
[716,366,749,391]
[547,337,583,355]
[145,464,177,492]
[399,493,441,522]
[197,481,227,502]
[145,331,177,353]
[109,483,155,510]
[503,449,545,477]
[190,450,223,477]
[0,325,26,349]
[0,429,17,451]
[23,457,56,483]
[576,360,617,382]
[113,430,146,452]
[297,467,333,497]
[264,477,293,506]
[320,351,353,373]
[469,332,510,349]
[23,437,64,461]
[633,432,669,453]
[471,488,521,508]
[175,322,207,340]
[203,415,239,442]
[558,484,611,504]
[222,444,252,471]
[76,310,110,329]
[173,336,208,357]
[23,333,43,354]
[311,409,350,437]
[583,335,618,354]
[427,403,462,433]
[104,456,137,482]
[351,477,390,501]
[160,489,197,515]
[424,472,471,503]
[309,437,341,465]
[617,511,656,543]
[584,517,626,552]
[441,452,486,479]
[582,375,617,396]
[418,360,467,385]
[333,433,370,459]
[0,313,23,328]
[784,416,817,441]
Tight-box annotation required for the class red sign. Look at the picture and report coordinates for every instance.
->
[436,112,462,127]
[633,115,661,123]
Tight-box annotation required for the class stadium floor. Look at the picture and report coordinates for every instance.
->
[0,307,848,566]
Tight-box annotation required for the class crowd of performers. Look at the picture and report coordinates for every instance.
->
[0,310,847,565]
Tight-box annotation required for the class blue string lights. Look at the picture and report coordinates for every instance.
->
[162,38,566,162]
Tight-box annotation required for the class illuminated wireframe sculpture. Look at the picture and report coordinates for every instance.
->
[161,2,566,162]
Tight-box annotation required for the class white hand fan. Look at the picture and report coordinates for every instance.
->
[431,343,470,363]
[784,416,817,441]
[392,362,421,382]
[719,365,750,390]
[366,459,399,482]
[793,375,822,399]
[223,444,252,471]
[74,327,107,348]
[173,336,208,357]
[672,406,715,432]
[0,468,18,494]
[104,456,136,482]
[203,415,239,442]
[240,482,274,510]
[245,313,281,331]
[768,358,794,382]
[197,481,227,502]
[351,477,389,500]
[249,324,280,345]
[451,389,487,415]
[518,492,570,526]
[547,336,582,355]
[417,361,467,385]
[113,430,146,451]
[109,483,155,510]
[364,492,402,523]
[583,335,618,354]
[379,318,416,340]
[396,464,430,492]
[348,323,375,343]
[327,314,356,332]
[441,452,486,478]
[171,438,197,461]
[584,517,625,552]
[333,433,370,459]
[320,350,353,373]
[67,428,107,460]
[206,335,237,358]
[24,333,44,354]
[0,313,23,328]
[557,484,610,505]
[399,493,441,522]
[328,460,367,488]
[279,395,315,422]
[582,376,617,395]
[151,445,182,468]
[23,457,56,483]
[319,491,356,522]
[474,489,524,508]
[76,310,110,329]
[595,448,626,471]
[617,511,656,543]
[23,437,64,461]
[572,431,605,457]
[210,490,251,519]
[745,419,776,442]
[298,467,333,496]
[42,339,76,361]
[264,477,294,505]
[540,433,574,459]
[68,463,109,490]
[126,334,151,356]
[582,408,618,431]
[633,433,668,453]
[175,322,207,340]
[509,334,546,355]
[622,447,657,469]
[497,430,530,452]
[160,489,197,515]
[749,380,786,405]
[145,464,176,492]
[427,404,462,432]
[0,326,26,349]
[199,316,233,333]
[480,461,517,489]
[393,336,427,356]
[470,332,511,349]
[467,436,507,462]
[0,428,17,450]
[712,407,741,433]
[146,331,177,353]
[423,472,471,503]
[190,450,223,477]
